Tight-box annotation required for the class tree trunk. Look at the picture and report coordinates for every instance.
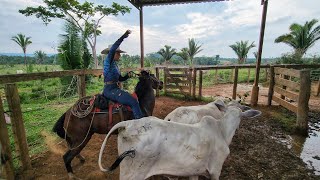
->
[23,49,27,66]
[93,48,98,69]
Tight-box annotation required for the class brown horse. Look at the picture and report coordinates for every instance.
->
[53,70,163,178]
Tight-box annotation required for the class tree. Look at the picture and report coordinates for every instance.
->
[275,19,320,58]
[34,50,47,64]
[19,0,130,69]
[253,51,258,59]
[157,45,177,64]
[177,48,189,65]
[229,40,256,64]
[187,38,202,65]
[11,33,32,66]
[58,20,83,70]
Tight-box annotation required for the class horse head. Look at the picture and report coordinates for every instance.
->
[138,70,163,90]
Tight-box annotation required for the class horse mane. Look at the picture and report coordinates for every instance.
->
[134,76,151,98]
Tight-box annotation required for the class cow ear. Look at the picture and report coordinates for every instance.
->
[241,110,261,118]
[215,102,227,112]
[239,105,251,111]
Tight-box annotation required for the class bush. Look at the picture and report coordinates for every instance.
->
[276,52,304,64]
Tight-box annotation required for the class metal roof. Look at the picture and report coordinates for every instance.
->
[128,0,229,8]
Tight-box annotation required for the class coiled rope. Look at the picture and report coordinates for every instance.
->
[71,96,95,118]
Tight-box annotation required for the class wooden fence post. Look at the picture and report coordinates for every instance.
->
[215,69,218,84]
[317,78,320,96]
[199,71,203,98]
[155,67,160,97]
[192,69,197,99]
[4,83,32,171]
[230,68,234,82]
[296,70,311,134]
[265,68,268,80]
[77,74,86,98]
[232,66,239,100]
[164,68,167,95]
[189,68,193,96]
[247,68,251,84]
[0,96,15,180]
[267,66,275,106]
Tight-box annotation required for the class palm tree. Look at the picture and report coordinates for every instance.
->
[34,50,47,64]
[275,19,320,58]
[157,45,177,65]
[229,40,256,64]
[177,47,189,65]
[187,38,202,65]
[253,51,258,59]
[11,33,32,66]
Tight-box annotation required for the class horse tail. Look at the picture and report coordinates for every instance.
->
[53,112,66,139]
[99,121,130,172]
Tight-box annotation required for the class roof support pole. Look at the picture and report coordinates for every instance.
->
[250,0,268,106]
[139,6,144,68]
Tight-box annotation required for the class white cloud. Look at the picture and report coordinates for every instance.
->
[175,13,224,39]
[1,0,320,58]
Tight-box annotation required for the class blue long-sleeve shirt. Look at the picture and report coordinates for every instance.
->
[103,36,128,83]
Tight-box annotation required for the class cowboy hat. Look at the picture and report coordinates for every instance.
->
[101,44,126,54]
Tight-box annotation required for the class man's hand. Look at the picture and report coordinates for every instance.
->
[127,71,134,78]
[123,30,131,38]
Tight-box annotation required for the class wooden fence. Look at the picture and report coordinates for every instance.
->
[0,69,107,178]
[267,66,311,133]
[156,64,320,100]
[163,68,192,96]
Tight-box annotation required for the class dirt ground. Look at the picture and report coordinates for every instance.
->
[21,84,320,180]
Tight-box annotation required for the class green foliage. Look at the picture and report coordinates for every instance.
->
[187,38,203,65]
[19,0,131,68]
[11,33,32,66]
[58,20,84,70]
[276,52,304,64]
[26,63,34,73]
[157,45,177,64]
[34,50,47,64]
[177,47,189,65]
[229,40,256,64]
[275,19,320,57]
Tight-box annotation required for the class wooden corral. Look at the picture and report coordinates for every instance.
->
[0,64,319,178]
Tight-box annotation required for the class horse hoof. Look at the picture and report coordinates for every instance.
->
[68,173,83,180]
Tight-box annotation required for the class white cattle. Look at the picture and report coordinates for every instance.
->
[164,99,250,125]
[99,106,261,180]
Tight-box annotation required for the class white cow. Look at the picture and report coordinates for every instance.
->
[164,99,250,125]
[98,106,261,180]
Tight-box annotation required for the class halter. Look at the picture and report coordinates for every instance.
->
[130,70,162,89]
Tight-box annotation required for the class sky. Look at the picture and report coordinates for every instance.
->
[0,0,319,58]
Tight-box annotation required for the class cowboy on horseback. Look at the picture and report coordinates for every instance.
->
[102,29,143,119]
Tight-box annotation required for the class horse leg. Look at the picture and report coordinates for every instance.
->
[76,154,85,163]
[63,134,93,179]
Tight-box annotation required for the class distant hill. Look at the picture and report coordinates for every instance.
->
[0,53,56,57]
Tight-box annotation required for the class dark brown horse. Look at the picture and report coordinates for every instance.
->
[53,70,163,178]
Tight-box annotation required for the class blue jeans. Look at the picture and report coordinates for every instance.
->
[103,84,144,119]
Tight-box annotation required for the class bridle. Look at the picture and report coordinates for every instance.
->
[130,70,162,89]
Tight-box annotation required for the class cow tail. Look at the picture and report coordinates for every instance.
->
[109,150,136,171]
[99,121,130,172]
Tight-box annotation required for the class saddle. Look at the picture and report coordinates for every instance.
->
[91,93,138,130]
